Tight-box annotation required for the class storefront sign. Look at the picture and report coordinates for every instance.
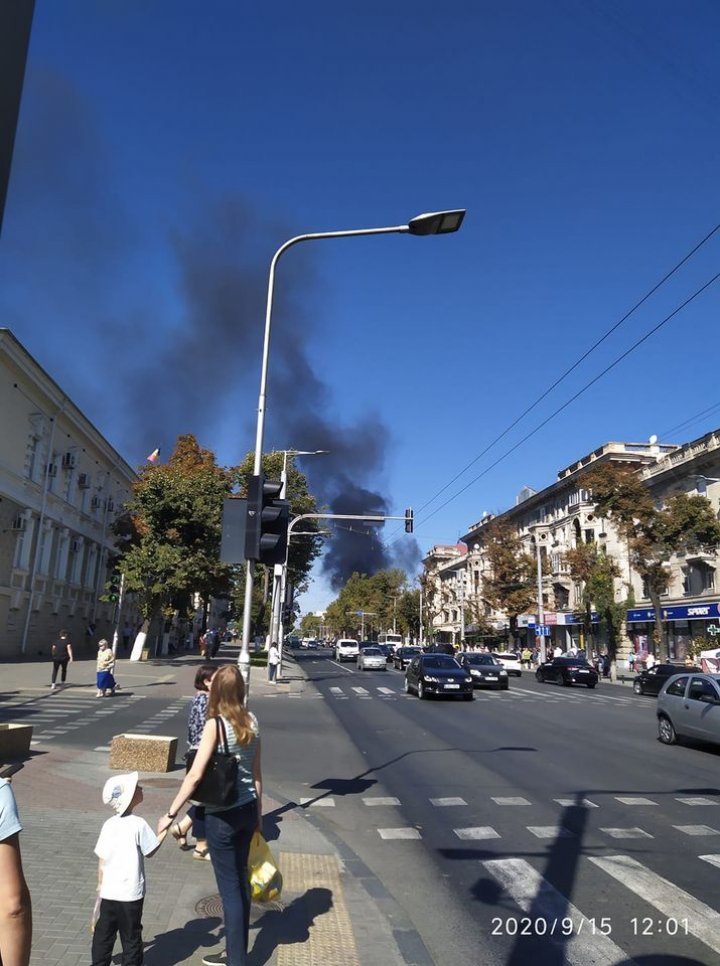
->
[627,602,720,623]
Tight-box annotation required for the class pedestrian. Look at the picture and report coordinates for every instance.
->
[157,665,262,966]
[521,647,531,669]
[91,772,165,966]
[199,632,208,658]
[267,642,280,683]
[169,664,215,861]
[49,629,74,690]
[646,651,656,671]
[96,640,117,698]
[628,650,636,672]
[209,628,221,659]
[0,776,32,966]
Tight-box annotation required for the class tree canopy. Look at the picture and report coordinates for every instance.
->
[481,520,536,639]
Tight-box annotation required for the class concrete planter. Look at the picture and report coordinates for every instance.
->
[0,723,33,760]
[109,734,178,773]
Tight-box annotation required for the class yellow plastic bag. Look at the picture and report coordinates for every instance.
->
[248,832,282,903]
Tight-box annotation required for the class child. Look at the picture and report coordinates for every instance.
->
[95,640,116,697]
[91,772,165,966]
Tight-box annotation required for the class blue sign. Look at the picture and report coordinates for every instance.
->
[626,602,720,623]
[535,625,551,636]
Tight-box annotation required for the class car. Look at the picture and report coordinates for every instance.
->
[492,651,523,676]
[425,642,456,656]
[405,653,474,700]
[457,652,509,689]
[393,645,423,670]
[535,656,599,688]
[335,639,360,662]
[357,646,388,671]
[301,638,318,649]
[374,643,393,662]
[633,662,700,696]
[657,672,720,746]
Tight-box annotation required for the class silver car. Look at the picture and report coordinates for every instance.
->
[657,672,720,746]
[357,646,388,671]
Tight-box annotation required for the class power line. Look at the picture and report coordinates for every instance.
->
[405,220,720,528]
[659,400,720,439]
[409,267,720,535]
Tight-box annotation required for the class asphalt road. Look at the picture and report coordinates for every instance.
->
[267,650,720,966]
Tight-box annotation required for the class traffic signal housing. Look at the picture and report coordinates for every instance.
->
[405,508,414,533]
[106,568,122,603]
[244,473,291,566]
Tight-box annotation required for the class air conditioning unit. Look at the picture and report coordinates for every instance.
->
[90,496,102,510]
[78,473,91,489]
[11,515,26,532]
[62,452,76,469]
[46,463,58,478]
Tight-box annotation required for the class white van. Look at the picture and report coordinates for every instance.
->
[335,639,360,662]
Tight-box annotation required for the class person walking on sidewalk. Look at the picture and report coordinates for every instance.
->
[91,772,166,966]
[49,630,73,690]
[0,777,32,966]
[95,640,117,698]
[169,664,215,860]
[267,642,280,683]
[157,665,263,966]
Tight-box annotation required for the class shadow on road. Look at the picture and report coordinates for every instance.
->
[249,887,333,965]
[144,914,222,965]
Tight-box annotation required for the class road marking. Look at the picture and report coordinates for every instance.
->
[377,687,396,695]
[363,797,401,806]
[699,854,720,869]
[378,828,421,840]
[599,827,653,839]
[590,853,720,956]
[483,858,627,964]
[300,798,335,807]
[492,797,532,806]
[615,797,657,806]
[351,687,370,697]
[554,798,598,808]
[454,827,499,840]
[430,797,467,807]
[673,825,720,836]
[527,826,574,838]
[93,746,112,752]
[677,797,719,806]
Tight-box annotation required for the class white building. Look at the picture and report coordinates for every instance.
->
[0,329,136,658]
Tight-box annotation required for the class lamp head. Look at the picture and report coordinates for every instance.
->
[407,209,466,236]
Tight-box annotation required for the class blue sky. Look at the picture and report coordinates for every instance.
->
[2,1,720,613]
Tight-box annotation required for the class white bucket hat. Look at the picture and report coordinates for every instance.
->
[102,772,139,816]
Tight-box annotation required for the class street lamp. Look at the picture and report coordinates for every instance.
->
[239,210,466,689]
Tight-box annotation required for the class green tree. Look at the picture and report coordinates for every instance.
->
[564,543,624,661]
[481,520,536,642]
[115,435,232,635]
[583,463,720,660]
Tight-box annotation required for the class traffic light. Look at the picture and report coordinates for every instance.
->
[106,568,122,602]
[405,508,414,533]
[244,473,290,566]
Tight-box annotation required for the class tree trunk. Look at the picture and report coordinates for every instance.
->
[648,587,667,661]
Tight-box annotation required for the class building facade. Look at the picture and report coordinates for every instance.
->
[0,329,136,658]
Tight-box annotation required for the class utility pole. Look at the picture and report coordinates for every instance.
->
[535,533,547,663]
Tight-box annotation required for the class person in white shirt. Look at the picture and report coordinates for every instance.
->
[646,652,656,670]
[91,772,165,966]
[0,777,32,966]
[267,642,280,683]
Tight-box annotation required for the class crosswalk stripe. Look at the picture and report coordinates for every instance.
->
[590,854,720,956]
[677,797,718,806]
[351,687,370,696]
[378,828,421,840]
[699,854,720,869]
[527,826,574,838]
[454,827,499,840]
[599,828,653,839]
[553,798,598,808]
[363,797,401,806]
[377,687,396,695]
[483,858,627,964]
[673,825,720,836]
[430,797,467,807]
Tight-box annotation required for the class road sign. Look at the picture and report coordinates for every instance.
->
[536,625,551,637]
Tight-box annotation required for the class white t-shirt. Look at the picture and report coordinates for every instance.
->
[95,814,159,901]
[0,779,22,842]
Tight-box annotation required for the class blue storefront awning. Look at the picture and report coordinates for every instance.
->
[626,602,720,623]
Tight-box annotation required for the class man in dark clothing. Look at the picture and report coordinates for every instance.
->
[50,630,74,690]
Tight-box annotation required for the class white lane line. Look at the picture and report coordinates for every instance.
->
[699,854,720,869]
[527,826,574,839]
[454,827,499,840]
[673,825,720,836]
[377,687,396,695]
[615,797,658,806]
[554,799,598,808]
[93,746,112,752]
[599,827,653,839]
[492,797,532,806]
[483,858,627,965]
[677,797,719,806]
[351,687,370,697]
[329,687,343,694]
[363,797,401,806]
[430,797,467,807]
[300,798,335,807]
[329,660,356,673]
[378,828,421,840]
[590,854,720,956]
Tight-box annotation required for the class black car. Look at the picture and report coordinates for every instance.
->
[457,652,509,690]
[405,653,474,700]
[633,662,700,696]
[536,657,599,688]
[393,646,422,670]
[374,643,393,662]
[425,642,456,657]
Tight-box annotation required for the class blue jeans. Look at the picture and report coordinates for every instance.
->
[206,800,256,965]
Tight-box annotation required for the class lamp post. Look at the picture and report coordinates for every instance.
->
[534,530,548,662]
[239,210,466,690]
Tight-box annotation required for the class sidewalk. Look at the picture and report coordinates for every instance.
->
[0,651,412,966]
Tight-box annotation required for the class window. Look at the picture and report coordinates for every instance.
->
[665,676,688,697]
[688,678,719,702]
[683,564,715,596]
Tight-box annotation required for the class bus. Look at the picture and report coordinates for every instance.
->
[378,632,403,651]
